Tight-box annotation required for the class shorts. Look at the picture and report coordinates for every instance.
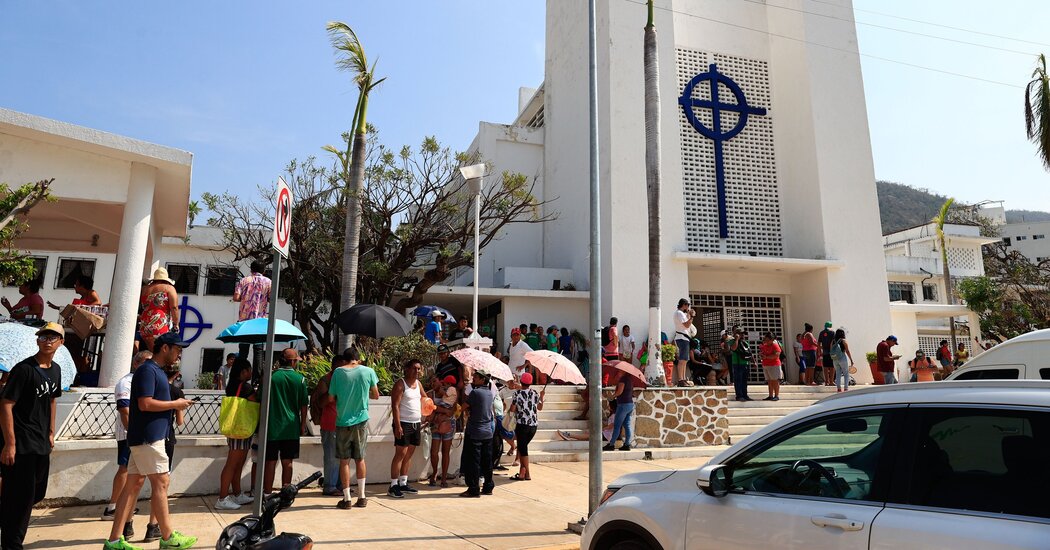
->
[227,437,252,451]
[515,424,538,457]
[494,415,514,440]
[128,440,169,476]
[801,350,817,372]
[265,439,301,461]
[432,430,455,442]
[336,421,368,461]
[762,365,784,381]
[394,421,422,447]
[675,340,690,361]
[116,439,130,467]
[822,354,834,369]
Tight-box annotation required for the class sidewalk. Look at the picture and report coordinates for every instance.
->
[26,457,705,549]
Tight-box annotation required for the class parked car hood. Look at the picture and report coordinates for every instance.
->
[608,469,677,488]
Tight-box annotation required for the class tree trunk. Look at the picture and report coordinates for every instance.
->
[338,129,368,350]
[643,8,664,385]
[941,245,958,353]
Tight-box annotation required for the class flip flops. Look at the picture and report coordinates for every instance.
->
[511,474,531,481]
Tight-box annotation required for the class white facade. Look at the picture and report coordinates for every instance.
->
[1001,220,1050,263]
[447,0,895,382]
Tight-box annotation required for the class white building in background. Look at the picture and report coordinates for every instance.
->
[882,222,994,358]
[423,0,914,382]
[1001,220,1050,263]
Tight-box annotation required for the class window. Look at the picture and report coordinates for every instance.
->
[56,258,96,289]
[204,266,240,296]
[1040,368,1050,380]
[1034,234,1045,240]
[951,367,1020,380]
[1002,237,1011,246]
[166,263,200,295]
[921,283,937,302]
[888,282,915,304]
[906,408,1050,519]
[1037,257,1048,263]
[200,348,225,375]
[1016,235,1027,241]
[727,411,897,502]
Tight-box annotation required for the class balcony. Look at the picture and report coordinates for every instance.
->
[885,255,942,276]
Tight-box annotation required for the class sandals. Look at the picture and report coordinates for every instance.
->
[428,478,437,487]
[440,481,449,488]
[511,474,531,481]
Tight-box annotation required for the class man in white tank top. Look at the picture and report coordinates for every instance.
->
[388,360,424,498]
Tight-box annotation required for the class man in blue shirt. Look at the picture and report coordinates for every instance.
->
[459,371,495,498]
[104,333,196,550]
[424,310,445,345]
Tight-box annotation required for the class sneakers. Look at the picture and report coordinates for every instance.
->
[101,506,138,521]
[102,536,142,550]
[602,444,615,452]
[618,445,632,451]
[143,523,161,543]
[398,483,418,494]
[354,497,368,508]
[232,493,254,505]
[387,485,404,498]
[215,496,241,510]
[337,499,353,509]
[123,521,134,540]
[557,430,571,441]
[159,530,197,549]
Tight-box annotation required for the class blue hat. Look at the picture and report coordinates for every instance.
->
[156,332,190,348]
[887,335,898,342]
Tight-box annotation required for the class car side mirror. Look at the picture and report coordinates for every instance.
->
[697,464,730,498]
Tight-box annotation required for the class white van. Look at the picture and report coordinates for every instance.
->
[945,328,1050,380]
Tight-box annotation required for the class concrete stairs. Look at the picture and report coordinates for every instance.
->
[513,384,838,464]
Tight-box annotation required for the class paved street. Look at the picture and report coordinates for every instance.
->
[26,457,706,549]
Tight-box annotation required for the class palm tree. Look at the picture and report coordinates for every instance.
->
[643,0,664,384]
[934,198,957,352]
[1025,54,1050,170]
[325,21,385,350]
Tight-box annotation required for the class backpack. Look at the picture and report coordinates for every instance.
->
[601,326,611,347]
[776,340,787,362]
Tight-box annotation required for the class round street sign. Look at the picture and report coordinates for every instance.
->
[272,176,293,257]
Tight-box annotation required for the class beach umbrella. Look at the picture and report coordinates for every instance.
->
[216,318,306,344]
[524,350,586,385]
[601,360,648,387]
[411,305,455,322]
[0,322,75,390]
[336,303,412,339]
[451,347,513,381]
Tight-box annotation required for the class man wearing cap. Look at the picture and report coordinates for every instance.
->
[424,311,446,345]
[102,350,153,539]
[673,299,695,386]
[817,322,836,387]
[263,348,309,494]
[459,371,495,498]
[0,323,64,550]
[876,336,902,384]
[434,345,462,386]
[507,328,533,380]
[104,332,196,550]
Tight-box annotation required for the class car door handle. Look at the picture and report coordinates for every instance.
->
[811,514,865,531]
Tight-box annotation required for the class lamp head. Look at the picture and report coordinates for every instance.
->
[460,163,486,195]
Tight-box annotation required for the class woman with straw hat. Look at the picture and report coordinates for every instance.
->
[138,268,179,352]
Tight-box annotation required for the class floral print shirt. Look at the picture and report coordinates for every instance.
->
[234,273,271,321]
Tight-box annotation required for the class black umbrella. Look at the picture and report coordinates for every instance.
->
[336,303,413,338]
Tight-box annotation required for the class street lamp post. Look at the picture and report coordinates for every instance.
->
[460,163,486,340]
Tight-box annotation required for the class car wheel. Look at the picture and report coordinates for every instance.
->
[609,539,651,550]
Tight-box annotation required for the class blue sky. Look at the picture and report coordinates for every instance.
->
[0,0,1047,213]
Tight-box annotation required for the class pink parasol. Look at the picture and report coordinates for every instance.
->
[450,347,513,381]
[524,350,587,385]
[601,360,648,387]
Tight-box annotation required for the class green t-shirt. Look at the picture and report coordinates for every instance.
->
[267,368,309,441]
[328,365,379,428]
[727,337,751,366]
[546,333,558,351]
[524,332,541,350]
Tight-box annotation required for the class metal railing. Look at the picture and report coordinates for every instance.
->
[58,389,224,440]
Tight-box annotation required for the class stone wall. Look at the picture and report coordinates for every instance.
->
[631,388,729,447]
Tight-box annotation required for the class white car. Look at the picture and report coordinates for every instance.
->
[582,381,1050,550]
[946,329,1050,380]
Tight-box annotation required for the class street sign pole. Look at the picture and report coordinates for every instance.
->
[253,177,292,515]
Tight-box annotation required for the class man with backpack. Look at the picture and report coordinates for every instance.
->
[817,322,835,387]
[727,327,753,401]
[601,317,619,363]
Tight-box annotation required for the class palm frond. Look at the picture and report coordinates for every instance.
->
[326,21,370,88]
[1024,53,1050,170]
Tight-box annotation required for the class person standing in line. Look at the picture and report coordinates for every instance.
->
[448,316,473,341]
[494,379,516,468]
[102,351,152,539]
[141,365,187,540]
[817,322,835,387]
[312,354,347,497]
[619,325,637,365]
[263,349,309,494]
[830,329,855,392]
[215,358,258,510]
[876,336,901,384]
[558,327,573,358]
[103,332,196,550]
[459,371,495,498]
[935,339,953,377]
[800,323,819,386]
[0,323,64,550]
[602,370,636,452]
[673,299,695,386]
[602,317,619,363]
[214,353,235,392]
[545,325,559,352]
[727,327,752,401]
[507,328,533,380]
[424,311,446,345]
[328,348,379,510]
[954,341,969,368]
[509,373,543,480]
[388,360,424,498]
[427,375,458,488]
[759,332,782,401]
[792,333,804,383]
[522,324,540,350]
[138,268,179,354]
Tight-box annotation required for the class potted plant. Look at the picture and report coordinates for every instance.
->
[866,352,883,385]
[660,344,678,387]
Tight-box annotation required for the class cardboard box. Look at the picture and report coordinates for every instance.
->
[59,304,106,340]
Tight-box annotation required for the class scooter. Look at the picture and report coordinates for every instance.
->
[215,471,322,550]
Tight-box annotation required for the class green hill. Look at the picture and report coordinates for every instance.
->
[876,180,1049,234]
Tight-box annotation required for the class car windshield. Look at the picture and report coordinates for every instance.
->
[727,412,890,501]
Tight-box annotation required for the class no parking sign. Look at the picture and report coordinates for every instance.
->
[272,176,293,257]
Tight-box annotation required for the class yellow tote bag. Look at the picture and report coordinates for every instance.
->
[219,384,260,439]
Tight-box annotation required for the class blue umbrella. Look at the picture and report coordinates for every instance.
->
[411,305,455,322]
[216,318,306,344]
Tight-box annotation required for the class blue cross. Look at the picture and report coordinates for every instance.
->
[178,296,212,345]
[679,63,767,239]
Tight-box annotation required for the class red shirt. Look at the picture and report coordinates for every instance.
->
[320,372,337,432]
[876,341,896,372]
[760,341,782,367]
[801,332,819,351]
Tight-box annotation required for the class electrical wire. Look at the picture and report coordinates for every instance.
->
[619,0,1022,89]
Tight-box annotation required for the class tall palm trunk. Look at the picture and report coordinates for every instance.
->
[935,198,957,353]
[643,0,664,384]
[339,97,369,350]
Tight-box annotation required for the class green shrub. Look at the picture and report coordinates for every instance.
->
[296,353,333,392]
[194,373,217,390]
[660,344,678,363]
[865,352,878,364]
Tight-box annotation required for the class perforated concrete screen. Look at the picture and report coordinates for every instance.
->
[946,247,979,271]
[693,293,784,383]
[677,48,782,256]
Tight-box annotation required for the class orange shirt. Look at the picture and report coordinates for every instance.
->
[760,341,782,367]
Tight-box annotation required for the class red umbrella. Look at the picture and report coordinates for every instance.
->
[601,360,647,387]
